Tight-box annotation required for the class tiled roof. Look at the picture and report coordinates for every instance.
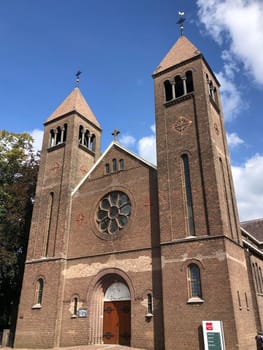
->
[46,87,101,128]
[153,35,201,75]
[241,218,263,242]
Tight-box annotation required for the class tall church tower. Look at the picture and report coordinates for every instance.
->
[153,35,240,242]
[15,87,101,348]
[153,36,257,349]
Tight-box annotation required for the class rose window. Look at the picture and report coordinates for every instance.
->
[96,191,131,235]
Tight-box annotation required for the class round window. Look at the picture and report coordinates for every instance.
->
[96,191,131,235]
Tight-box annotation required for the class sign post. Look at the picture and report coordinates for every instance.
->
[202,321,225,350]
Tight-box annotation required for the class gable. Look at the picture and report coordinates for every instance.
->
[72,142,156,196]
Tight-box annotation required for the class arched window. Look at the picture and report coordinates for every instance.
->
[119,159,124,170]
[181,154,195,236]
[164,80,173,101]
[50,129,56,147]
[73,297,78,316]
[105,163,110,174]
[252,263,259,292]
[112,158,117,172]
[147,293,153,315]
[34,278,44,306]
[84,130,90,148]
[175,75,184,98]
[188,264,202,299]
[186,71,194,93]
[79,125,84,144]
[104,282,131,301]
[62,123,67,143]
[56,127,62,144]
[90,134,96,151]
[44,192,54,257]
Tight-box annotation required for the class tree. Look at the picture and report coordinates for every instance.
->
[0,130,39,345]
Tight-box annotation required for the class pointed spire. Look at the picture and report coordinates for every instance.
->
[45,87,101,128]
[153,36,201,76]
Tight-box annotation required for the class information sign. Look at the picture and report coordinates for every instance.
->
[202,321,225,350]
[78,308,88,318]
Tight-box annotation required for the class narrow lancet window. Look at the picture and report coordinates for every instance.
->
[181,154,195,236]
[119,159,124,170]
[188,264,202,299]
[186,71,194,93]
[112,158,117,172]
[62,123,67,143]
[35,278,44,306]
[56,127,62,144]
[90,134,96,151]
[164,80,173,101]
[44,192,54,257]
[175,75,184,98]
[73,297,78,316]
[147,293,153,315]
[50,129,56,147]
[105,163,110,175]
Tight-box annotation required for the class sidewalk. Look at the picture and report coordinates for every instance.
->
[1,345,146,350]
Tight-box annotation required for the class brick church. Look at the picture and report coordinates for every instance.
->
[14,34,263,350]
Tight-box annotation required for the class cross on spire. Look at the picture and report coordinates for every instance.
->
[112,129,120,142]
[75,70,82,86]
[176,11,186,36]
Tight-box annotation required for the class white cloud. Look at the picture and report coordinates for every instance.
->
[138,135,156,165]
[227,132,244,148]
[216,72,243,121]
[119,134,136,147]
[232,154,263,221]
[197,0,263,85]
[137,124,156,164]
[30,129,43,152]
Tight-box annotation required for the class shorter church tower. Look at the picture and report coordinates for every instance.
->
[15,87,101,348]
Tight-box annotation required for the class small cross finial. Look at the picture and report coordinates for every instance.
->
[112,129,120,142]
[176,11,186,36]
[75,70,82,86]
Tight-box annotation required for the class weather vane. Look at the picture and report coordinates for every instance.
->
[75,70,82,86]
[112,129,120,142]
[176,11,186,36]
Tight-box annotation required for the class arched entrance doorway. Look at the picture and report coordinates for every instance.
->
[103,282,131,345]
[87,271,133,346]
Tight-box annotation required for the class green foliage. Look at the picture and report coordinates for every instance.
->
[0,130,39,333]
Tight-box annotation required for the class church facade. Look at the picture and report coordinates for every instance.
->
[14,35,263,350]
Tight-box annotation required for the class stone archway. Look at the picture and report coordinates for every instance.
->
[87,270,133,345]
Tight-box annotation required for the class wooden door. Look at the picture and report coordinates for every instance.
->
[103,301,131,345]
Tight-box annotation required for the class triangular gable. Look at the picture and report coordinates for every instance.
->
[72,141,156,196]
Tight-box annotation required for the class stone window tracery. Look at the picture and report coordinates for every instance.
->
[96,191,131,235]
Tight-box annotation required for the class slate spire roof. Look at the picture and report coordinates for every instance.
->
[45,87,101,128]
[153,35,201,75]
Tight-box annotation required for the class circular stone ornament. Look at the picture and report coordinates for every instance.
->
[96,191,131,235]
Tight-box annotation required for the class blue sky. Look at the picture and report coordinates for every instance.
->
[1,0,262,221]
